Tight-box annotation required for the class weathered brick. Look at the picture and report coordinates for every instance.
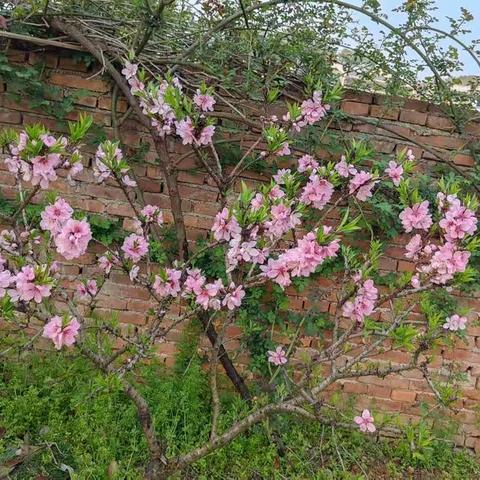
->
[399,109,427,125]
[0,109,21,124]
[370,105,399,121]
[418,134,466,150]
[453,153,475,167]
[59,57,90,71]
[426,115,455,131]
[49,72,110,93]
[340,101,369,116]
[391,389,416,402]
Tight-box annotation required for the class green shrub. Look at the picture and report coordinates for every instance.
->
[0,351,479,479]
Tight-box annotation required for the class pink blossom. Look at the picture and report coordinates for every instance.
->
[195,279,223,309]
[15,265,52,303]
[129,265,139,281]
[411,273,421,289]
[275,143,291,156]
[443,314,467,331]
[55,219,92,260]
[223,283,245,310]
[290,232,338,277]
[406,149,415,161]
[175,117,196,145]
[211,208,241,242]
[77,279,97,298]
[0,269,13,297]
[122,62,138,80]
[43,316,80,350]
[399,201,432,233]
[198,125,215,145]
[98,255,113,275]
[268,185,285,200]
[260,258,291,288]
[439,204,477,241]
[40,198,73,234]
[265,203,301,238]
[153,268,182,298]
[122,175,137,187]
[194,91,216,112]
[300,91,329,125]
[227,239,263,270]
[31,154,61,188]
[0,230,17,252]
[273,169,291,184]
[349,171,377,201]
[128,76,144,93]
[121,234,149,262]
[183,268,205,295]
[427,242,470,284]
[67,160,83,180]
[335,156,357,177]
[40,134,57,147]
[141,204,164,225]
[250,193,264,210]
[354,409,376,433]
[298,154,319,173]
[436,192,460,212]
[300,175,334,209]
[342,279,378,324]
[93,157,111,183]
[405,234,422,260]
[267,346,288,366]
[385,161,403,186]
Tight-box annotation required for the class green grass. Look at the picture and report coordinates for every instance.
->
[0,351,479,479]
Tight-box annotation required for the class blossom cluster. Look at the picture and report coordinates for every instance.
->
[94,141,137,187]
[123,62,216,146]
[4,130,83,189]
[0,260,54,305]
[401,193,476,287]
[342,278,379,324]
[40,198,92,260]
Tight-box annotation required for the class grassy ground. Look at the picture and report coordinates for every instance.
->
[0,351,479,479]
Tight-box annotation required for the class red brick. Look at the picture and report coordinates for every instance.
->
[465,122,480,136]
[398,260,415,272]
[342,381,368,394]
[391,389,416,402]
[418,135,466,150]
[426,115,455,131]
[98,96,128,113]
[340,101,369,116]
[137,177,163,193]
[342,90,373,104]
[127,299,154,312]
[49,72,110,93]
[370,105,399,121]
[453,153,475,167]
[403,98,429,112]
[0,109,21,124]
[106,202,136,217]
[28,52,58,68]
[58,57,90,71]
[367,384,392,398]
[399,109,427,125]
[74,95,98,108]
[95,296,128,310]
[118,310,146,326]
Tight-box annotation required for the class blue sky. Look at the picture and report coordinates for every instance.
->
[349,0,480,75]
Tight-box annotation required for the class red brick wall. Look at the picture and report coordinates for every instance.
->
[1,48,480,450]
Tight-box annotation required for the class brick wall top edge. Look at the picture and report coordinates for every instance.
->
[4,46,479,124]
